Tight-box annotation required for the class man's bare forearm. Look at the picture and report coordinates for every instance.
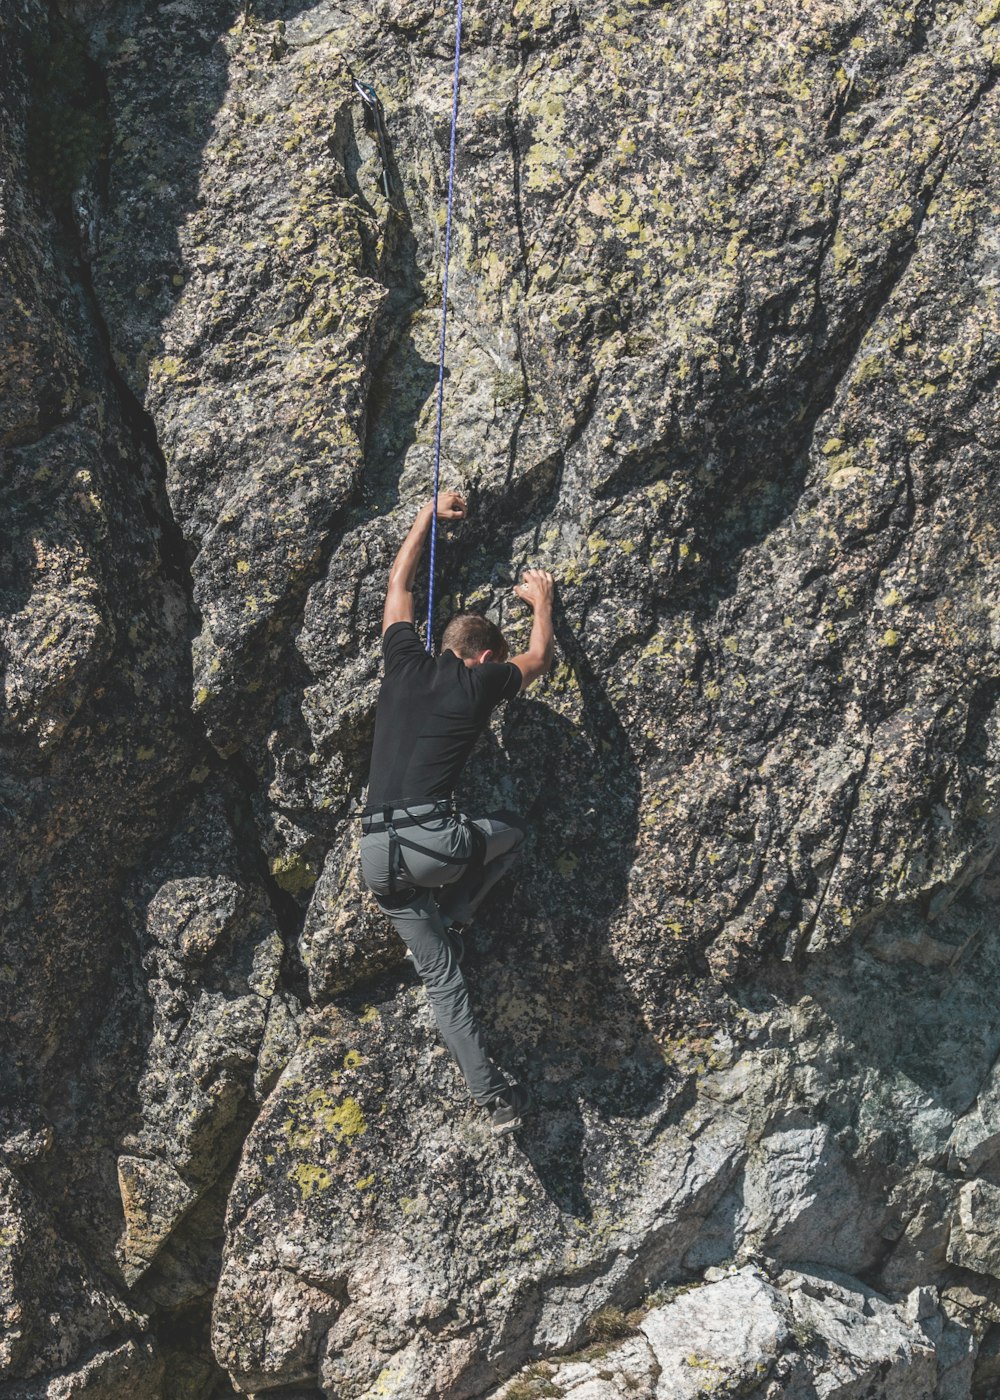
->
[382,493,467,633]
[526,603,554,671]
[388,503,434,594]
[510,568,556,686]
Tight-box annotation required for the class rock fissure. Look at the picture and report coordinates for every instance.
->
[66,133,317,1020]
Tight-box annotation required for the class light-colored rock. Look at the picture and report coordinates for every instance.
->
[494,1338,659,1400]
[782,1267,937,1398]
[300,825,403,999]
[641,1268,791,1397]
[949,1055,1000,1173]
[116,789,287,1286]
[495,1267,940,1400]
[881,1171,956,1292]
[0,1339,165,1400]
[932,1318,978,1400]
[947,1179,1000,1278]
[0,1166,150,1386]
[742,1122,865,1269]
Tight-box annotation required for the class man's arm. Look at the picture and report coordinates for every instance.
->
[382,491,466,634]
[509,569,555,689]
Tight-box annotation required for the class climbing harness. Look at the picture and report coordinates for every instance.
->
[425,0,465,651]
[352,78,392,200]
[359,800,486,907]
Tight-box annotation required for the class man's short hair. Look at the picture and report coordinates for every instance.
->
[441,613,509,662]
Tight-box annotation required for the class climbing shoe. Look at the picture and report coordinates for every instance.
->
[488,1082,533,1136]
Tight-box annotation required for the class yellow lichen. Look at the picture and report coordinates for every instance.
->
[292,1163,332,1199]
[325,1096,367,1142]
[269,852,318,894]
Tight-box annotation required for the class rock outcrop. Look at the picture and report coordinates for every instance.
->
[2,0,1000,1395]
[491,1265,946,1400]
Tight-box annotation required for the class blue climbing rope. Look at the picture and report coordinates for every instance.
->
[425,0,464,651]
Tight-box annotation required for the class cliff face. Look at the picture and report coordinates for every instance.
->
[2,0,1000,1395]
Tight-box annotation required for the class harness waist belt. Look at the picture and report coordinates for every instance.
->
[359,800,454,834]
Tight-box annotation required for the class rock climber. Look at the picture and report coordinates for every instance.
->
[359,490,554,1135]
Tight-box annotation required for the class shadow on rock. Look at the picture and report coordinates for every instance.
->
[450,600,674,1219]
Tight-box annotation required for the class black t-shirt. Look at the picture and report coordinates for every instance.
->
[366,622,521,809]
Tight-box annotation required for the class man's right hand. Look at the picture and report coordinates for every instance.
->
[513,568,555,611]
[433,490,467,521]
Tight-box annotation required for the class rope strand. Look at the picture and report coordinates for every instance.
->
[426,0,464,651]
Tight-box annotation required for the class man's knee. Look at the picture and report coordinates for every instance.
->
[410,938,463,993]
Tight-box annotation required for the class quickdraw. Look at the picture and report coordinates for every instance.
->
[351,77,392,201]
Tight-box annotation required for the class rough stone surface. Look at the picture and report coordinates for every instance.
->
[3,0,1000,1394]
[640,1268,794,1397]
[212,1001,742,1396]
[115,788,288,1284]
[493,1265,940,1399]
[300,824,404,999]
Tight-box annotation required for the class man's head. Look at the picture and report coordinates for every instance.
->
[441,612,509,666]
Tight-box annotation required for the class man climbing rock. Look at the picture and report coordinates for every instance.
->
[359,490,554,1135]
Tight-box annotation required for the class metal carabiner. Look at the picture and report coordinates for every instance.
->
[352,78,392,201]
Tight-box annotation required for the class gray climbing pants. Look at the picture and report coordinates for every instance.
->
[359,805,525,1105]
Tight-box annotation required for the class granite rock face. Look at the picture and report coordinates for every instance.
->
[492,1264,943,1399]
[3,0,1000,1395]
